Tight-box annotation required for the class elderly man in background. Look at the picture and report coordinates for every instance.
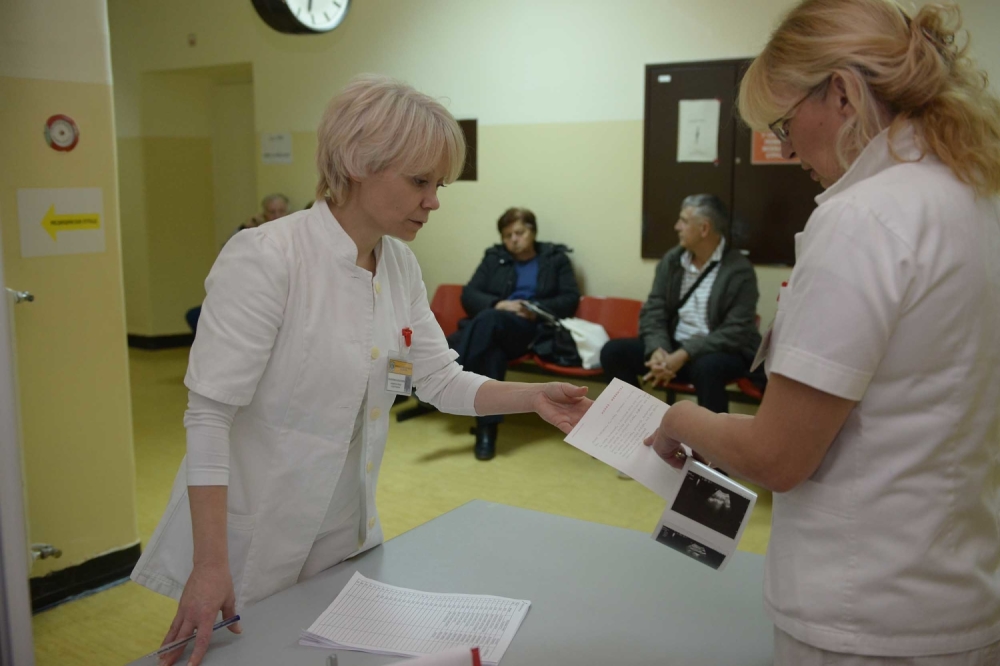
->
[239,193,290,231]
[187,193,294,334]
[600,194,762,414]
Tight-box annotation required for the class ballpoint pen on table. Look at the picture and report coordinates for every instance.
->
[139,615,240,661]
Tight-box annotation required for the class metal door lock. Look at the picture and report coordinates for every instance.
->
[4,288,34,304]
[30,543,62,561]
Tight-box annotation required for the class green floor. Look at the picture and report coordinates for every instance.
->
[31,348,771,665]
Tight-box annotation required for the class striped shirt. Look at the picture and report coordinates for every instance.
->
[674,238,726,344]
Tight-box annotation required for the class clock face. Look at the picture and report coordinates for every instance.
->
[284,0,350,32]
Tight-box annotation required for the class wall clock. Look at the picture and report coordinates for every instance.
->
[251,0,350,34]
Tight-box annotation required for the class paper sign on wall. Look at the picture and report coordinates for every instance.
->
[751,131,800,165]
[262,132,293,164]
[677,99,721,163]
[17,188,105,258]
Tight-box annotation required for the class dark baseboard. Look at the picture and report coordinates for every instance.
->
[30,543,142,613]
[127,333,194,349]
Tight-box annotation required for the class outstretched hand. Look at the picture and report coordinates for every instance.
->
[532,383,592,434]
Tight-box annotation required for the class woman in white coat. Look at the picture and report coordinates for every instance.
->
[646,1,1000,664]
[133,75,593,666]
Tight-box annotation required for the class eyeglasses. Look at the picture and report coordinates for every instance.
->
[767,78,830,143]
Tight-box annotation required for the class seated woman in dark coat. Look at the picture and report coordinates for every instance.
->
[449,207,580,460]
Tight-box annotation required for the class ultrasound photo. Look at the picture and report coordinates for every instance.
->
[670,471,750,539]
[655,527,726,570]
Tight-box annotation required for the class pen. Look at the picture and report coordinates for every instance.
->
[140,615,240,661]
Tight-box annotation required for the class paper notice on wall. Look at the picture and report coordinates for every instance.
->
[17,188,105,258]
[751,130,800,165]
[262,132,292,164]
[677,99,721,163]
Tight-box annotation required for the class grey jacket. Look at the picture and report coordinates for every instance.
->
[638,245,761,364]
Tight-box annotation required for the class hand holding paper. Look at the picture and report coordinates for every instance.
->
[564,379,685,499]
[564,380,756,572]
[643,399,692,470]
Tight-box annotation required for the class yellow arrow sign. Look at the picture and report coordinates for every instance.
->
[41,205,101,241]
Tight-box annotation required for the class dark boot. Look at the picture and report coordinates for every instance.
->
[474,423,498,461]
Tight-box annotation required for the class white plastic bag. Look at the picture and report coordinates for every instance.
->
[558,317,611,370]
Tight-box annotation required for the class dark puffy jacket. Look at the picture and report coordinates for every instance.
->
[461,242,581,319]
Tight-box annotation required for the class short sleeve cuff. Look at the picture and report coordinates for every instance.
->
[769,343,871,401]
[463,374,492,415]
[184,377,252,407]
[185,468,230,486]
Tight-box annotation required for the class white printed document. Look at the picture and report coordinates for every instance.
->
[565,379,757,571]
[300,572,530,665]
[564,378,683,500]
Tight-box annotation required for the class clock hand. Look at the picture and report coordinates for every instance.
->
[308,0,313,10]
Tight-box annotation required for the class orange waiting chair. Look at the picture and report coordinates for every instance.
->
[396,287,644,420]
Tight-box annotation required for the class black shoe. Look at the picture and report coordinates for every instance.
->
[474,423,498,461]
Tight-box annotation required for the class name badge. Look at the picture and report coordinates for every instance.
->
[386,357,413,396]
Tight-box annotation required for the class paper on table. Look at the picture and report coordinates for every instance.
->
[564,379,683,500]
[300,572,529,666]
[386,646,480,665]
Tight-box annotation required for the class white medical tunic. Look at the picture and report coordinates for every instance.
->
[764,124,1000,656]
[131,201,488,608]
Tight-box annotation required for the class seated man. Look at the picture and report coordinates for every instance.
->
[449,207,580,461]
[600,194,762,413]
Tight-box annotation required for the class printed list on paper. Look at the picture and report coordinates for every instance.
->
[300,572,530,666]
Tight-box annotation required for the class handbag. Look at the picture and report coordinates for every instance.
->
[526,302,583,367]
[559,318,610,370]
[530,321,583,367]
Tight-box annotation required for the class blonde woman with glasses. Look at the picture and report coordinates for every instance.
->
[645,0,1000,663]
[132,75,592,666]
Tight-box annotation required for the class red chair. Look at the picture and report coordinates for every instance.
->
[576,296,643,340]
[429,284,467,337]
[663,315,764,405]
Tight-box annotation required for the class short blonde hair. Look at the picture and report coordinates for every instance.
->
[738,0,1000,196]
[315,75,467,204]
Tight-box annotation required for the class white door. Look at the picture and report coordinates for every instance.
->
[0,223,35,664]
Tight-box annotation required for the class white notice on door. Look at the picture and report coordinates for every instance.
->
[677,99,721,163]
[17,188,105,258]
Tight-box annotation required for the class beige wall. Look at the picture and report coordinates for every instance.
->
[0,0,137,575]
[118,66,255,336]
[211,82,257,249]
[109,0,1000,333]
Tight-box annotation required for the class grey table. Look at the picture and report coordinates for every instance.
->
[134,501,773,665]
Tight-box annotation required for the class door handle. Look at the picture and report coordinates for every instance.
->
[4,288,34,304]
[31,543,62,561]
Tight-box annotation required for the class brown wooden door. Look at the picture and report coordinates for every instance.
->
[641,60,740,259]
[642,59,824,265]
[731,66,823,265]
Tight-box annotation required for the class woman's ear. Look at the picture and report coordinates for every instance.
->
[830,73,856,119]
